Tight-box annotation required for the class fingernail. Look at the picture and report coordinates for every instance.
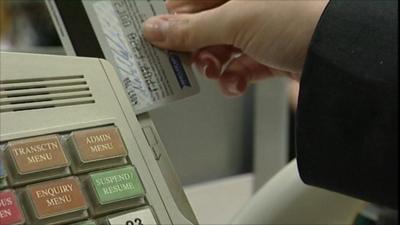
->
[143,17,168,42]
[196,54,221,79]
[236,78,248,94]
[201,59,217,79]
[226,79,241,95]
[226,77,247,96]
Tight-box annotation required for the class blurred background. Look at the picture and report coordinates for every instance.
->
[0,0,62,53]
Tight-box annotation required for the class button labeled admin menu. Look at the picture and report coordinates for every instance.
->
[69,127,128,173]
[71,127,127,163]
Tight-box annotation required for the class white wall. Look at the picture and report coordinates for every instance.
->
[150,73,254,185]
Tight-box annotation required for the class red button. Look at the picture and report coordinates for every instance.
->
[0,190,24,225]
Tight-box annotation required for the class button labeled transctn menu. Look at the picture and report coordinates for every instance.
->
[27,177,87,219]
[89,166,145,205]
[8,135,69,175]
[0,190,24,225]
[70,127,127,163]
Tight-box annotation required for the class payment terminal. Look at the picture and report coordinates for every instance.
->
[0,52,197,225]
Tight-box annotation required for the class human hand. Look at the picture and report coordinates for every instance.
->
[165,0,228,14]
[143,0,328,96]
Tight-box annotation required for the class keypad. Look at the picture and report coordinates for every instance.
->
[0,126,158,225]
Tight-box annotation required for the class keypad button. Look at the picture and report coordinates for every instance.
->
[0,158,7,189]
[25,177,88,223]
[8,135,69,175]
[0,157,5,179]
[5,135,71,185]
[0,190,24,225]
[108,208,158,225]
[0,178,7,190]
[89,166,145,205]
[68,127,128,173]
[71,127,127,163]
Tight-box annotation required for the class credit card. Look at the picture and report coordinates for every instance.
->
[83,0,199,114]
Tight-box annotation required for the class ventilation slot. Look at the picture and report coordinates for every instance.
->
[0,76,95,112]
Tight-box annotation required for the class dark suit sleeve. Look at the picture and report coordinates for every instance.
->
[296,0,398,209]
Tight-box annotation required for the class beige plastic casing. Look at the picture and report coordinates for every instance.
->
[0,52,197,225]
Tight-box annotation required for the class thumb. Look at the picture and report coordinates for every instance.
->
[143,7,234,52]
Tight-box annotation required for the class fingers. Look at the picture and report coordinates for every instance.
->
[192,45,240,79]
[198,53,298,96]
[191,48,285,97]
[143,6,235,51]
[218,55,276,96]
[166,0,228,13]
[218,71,248,97]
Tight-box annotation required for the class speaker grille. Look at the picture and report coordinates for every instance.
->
[0,75,95,112]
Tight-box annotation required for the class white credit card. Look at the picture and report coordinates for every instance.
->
[83,0,199,114]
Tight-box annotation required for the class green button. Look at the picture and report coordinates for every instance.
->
[90,166,145,205]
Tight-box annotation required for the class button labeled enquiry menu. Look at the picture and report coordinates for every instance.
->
[89,166,144,205]
[27,177,87,219]
[8,135,68,175]
[71,127,127,163]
